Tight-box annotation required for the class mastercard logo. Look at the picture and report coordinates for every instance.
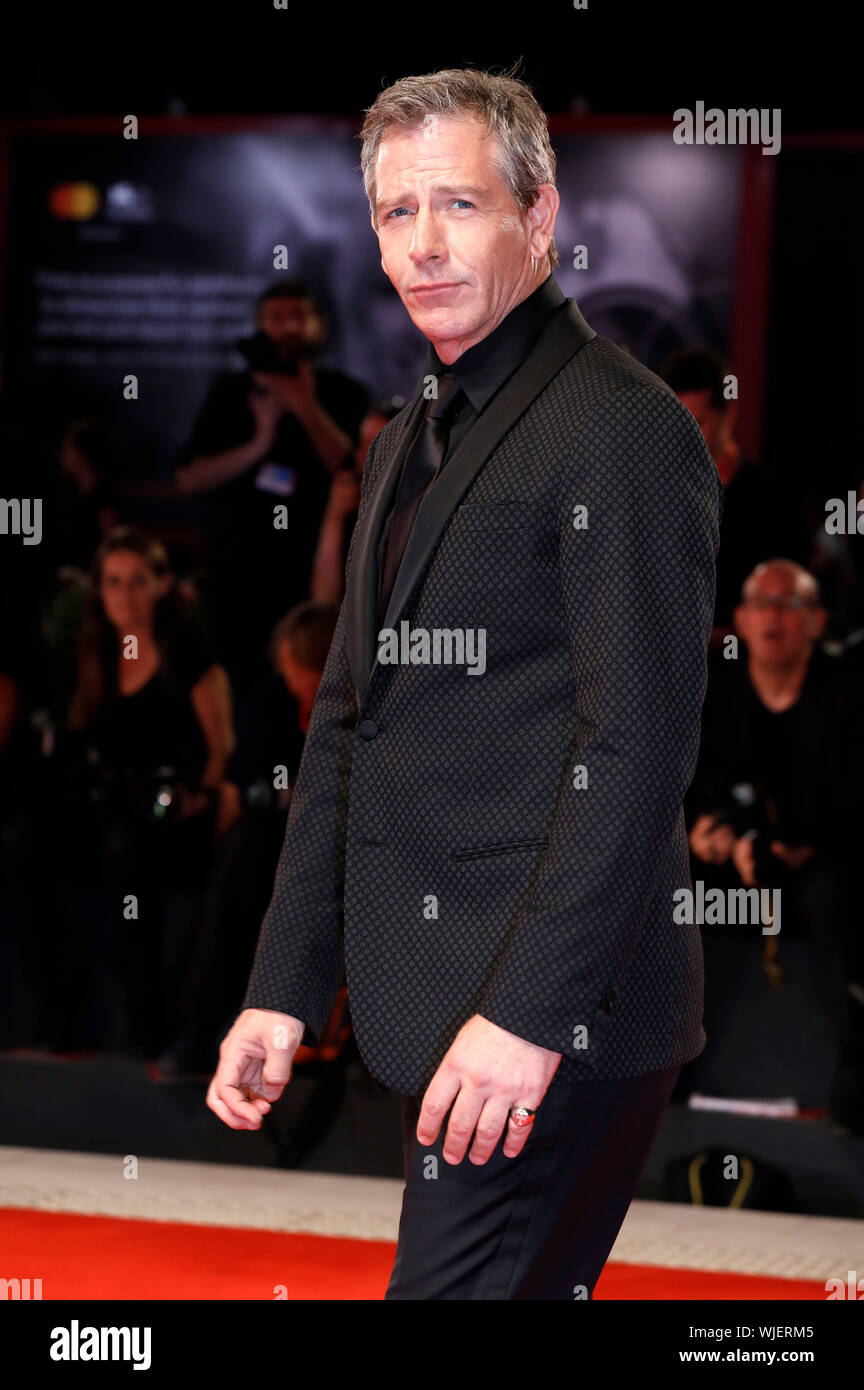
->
[49,183,101,220]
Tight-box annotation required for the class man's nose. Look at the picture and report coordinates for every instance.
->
[409,207,445,263]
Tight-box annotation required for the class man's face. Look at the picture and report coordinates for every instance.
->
[371,115,557,362]
[677,389,726,455]
[734,570,825,668]
[257,296,322,357]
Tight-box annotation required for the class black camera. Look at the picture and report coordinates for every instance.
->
[706,780,788,887]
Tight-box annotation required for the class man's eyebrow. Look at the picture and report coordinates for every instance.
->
[375,183,488,214]
[434,184,487,198]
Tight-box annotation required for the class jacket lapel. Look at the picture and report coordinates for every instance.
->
[344,383,427,701]
[346,299,596,701]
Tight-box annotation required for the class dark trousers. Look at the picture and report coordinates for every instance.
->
[385,1063,679,1300]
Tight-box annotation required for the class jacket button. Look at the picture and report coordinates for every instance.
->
[358,719,379,741]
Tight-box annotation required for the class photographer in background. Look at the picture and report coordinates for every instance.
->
[174,280,369,693]
[686,558,864,1126]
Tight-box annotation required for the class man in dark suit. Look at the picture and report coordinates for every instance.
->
[208,67,722,1299]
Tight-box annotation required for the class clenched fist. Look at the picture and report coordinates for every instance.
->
[206,1008,305,1131]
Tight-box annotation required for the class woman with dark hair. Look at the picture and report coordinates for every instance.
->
[67,527,233,806]
[37,527,235,1056]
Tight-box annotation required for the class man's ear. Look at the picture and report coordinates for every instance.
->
[526,182,560,263]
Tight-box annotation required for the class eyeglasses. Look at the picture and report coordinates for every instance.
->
[742,596,817,611]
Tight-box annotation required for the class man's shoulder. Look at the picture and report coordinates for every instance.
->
[807,644,863,705]
[367,332,697,472]
[553,331,686,423]
[546,333,713,480]
[547,333,722,517]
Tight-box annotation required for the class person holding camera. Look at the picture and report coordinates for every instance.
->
[174,280,370,693]
[688,559,858,881]
[686,558,864,1125]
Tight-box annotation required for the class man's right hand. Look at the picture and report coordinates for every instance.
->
[206,1008,305,1131]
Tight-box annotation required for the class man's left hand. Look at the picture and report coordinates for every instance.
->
[417,1014,562,1166]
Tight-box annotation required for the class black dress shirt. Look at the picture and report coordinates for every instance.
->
[376,274,567,588]
[427,273,567,464]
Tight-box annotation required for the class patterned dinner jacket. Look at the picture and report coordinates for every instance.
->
[241,297,723,1098]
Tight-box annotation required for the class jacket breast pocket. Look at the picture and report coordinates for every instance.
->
[451,836,548,862]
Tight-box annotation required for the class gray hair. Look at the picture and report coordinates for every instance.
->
[359,66,559,271]
[741,559,822,605]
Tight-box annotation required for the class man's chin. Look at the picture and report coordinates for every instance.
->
[403,304,476,348]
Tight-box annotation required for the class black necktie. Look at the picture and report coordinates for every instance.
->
[378,371,462,623]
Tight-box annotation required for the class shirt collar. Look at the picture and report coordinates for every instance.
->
[422,275,566,413]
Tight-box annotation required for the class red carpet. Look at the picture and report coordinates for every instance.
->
[0,1208,828,1300]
